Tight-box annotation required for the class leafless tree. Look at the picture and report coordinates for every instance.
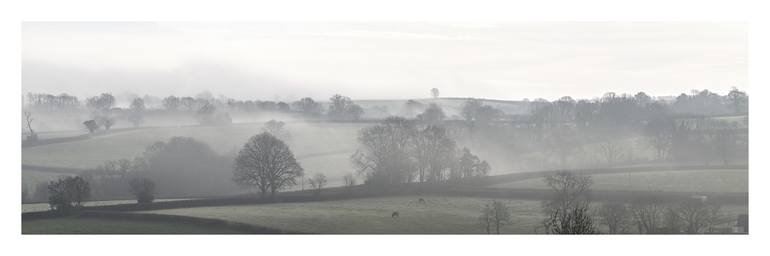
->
[630,200,663,234]
[543,171,593,213]
[670,199,723,234]
[262,120,291,142]
[545,204,596,234]
[598,139,626,167]
[308,173,327,195]
[22,110,37,141]
[233,132,304,198]
[343,173,356,188]
[488,201,512,234]
[479,203,494,234]
[542,171,595,234]
[597,202,630,234]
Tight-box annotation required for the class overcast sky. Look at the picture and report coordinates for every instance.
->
[22,22,747,101]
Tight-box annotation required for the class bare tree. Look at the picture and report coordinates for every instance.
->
[233,132,304,198]
[22,110,37,141]
[488,201,512,234]
[343,173,357,188]
[542,171,595,234]
[545,204,596,234]
[431,88,440,99]
[630,200,662,234]
[597,202,630,234]
[308,173,327,195]
[598,139,626,167]
[262,120,291,142]
[479,203,494,234]
[670,199,723,234]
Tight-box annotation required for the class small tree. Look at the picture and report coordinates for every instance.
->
[479,201,511,234]
[545,204,596,234]
[597,202,630,234]
[343,173,357,188]
[129,177,156,204]
[96,115,115,130]
[262,120,291,142]
[128,98,146,127]
[47,176,91,212]
[308,173,327,196]
[83,120,99,133]
[431,88,440,99]
[479,203,493,234]
[23,110,38,141]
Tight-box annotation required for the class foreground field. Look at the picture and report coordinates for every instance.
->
[144,196,545,234]
[489,169,748,194]
[22,217,244,234]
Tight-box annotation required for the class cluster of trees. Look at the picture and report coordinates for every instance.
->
[597,197,724,234]
[24,93,80,111]
[328,94,364,121]
[536,171,726,234]
[351,117,490,186]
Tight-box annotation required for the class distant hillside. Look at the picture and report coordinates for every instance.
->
[349,98,531,119]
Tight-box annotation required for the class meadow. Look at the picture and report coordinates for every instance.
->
[143,196,546,234]
[488,168,748,194]
[22,217,245,234]
[141,195,748,234]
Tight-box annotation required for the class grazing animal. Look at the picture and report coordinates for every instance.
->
[418,198,426,205]
[392,211,400,218]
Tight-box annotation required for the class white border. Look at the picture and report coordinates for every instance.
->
[2,1,767,256]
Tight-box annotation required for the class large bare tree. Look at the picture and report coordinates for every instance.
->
[233,132,304,198]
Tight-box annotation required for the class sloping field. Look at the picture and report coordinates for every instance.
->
[489,169,748,194]
[144,196,545,234]
[142,195,748,234]
[21,122,365,169]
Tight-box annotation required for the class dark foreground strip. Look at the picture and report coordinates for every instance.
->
[23,211,307,234]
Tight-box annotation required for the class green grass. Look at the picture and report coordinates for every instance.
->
[144,196,546,234]
[22,217,245,234]
[489,169,748,193]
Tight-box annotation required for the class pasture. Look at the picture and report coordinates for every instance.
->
[22,217,245,234]
[142,195,748,234]
[143,196,545,234]
[489,169,748,194]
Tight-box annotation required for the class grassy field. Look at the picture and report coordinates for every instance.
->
[22,217,245,234]
[489,169,748,193]
[142,196,547,234]
[22,122,365,169]
[142,195,748,234]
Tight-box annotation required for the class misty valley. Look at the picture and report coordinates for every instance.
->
[21,89,748,234]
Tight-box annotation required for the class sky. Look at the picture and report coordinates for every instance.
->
[22,22,747,101]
